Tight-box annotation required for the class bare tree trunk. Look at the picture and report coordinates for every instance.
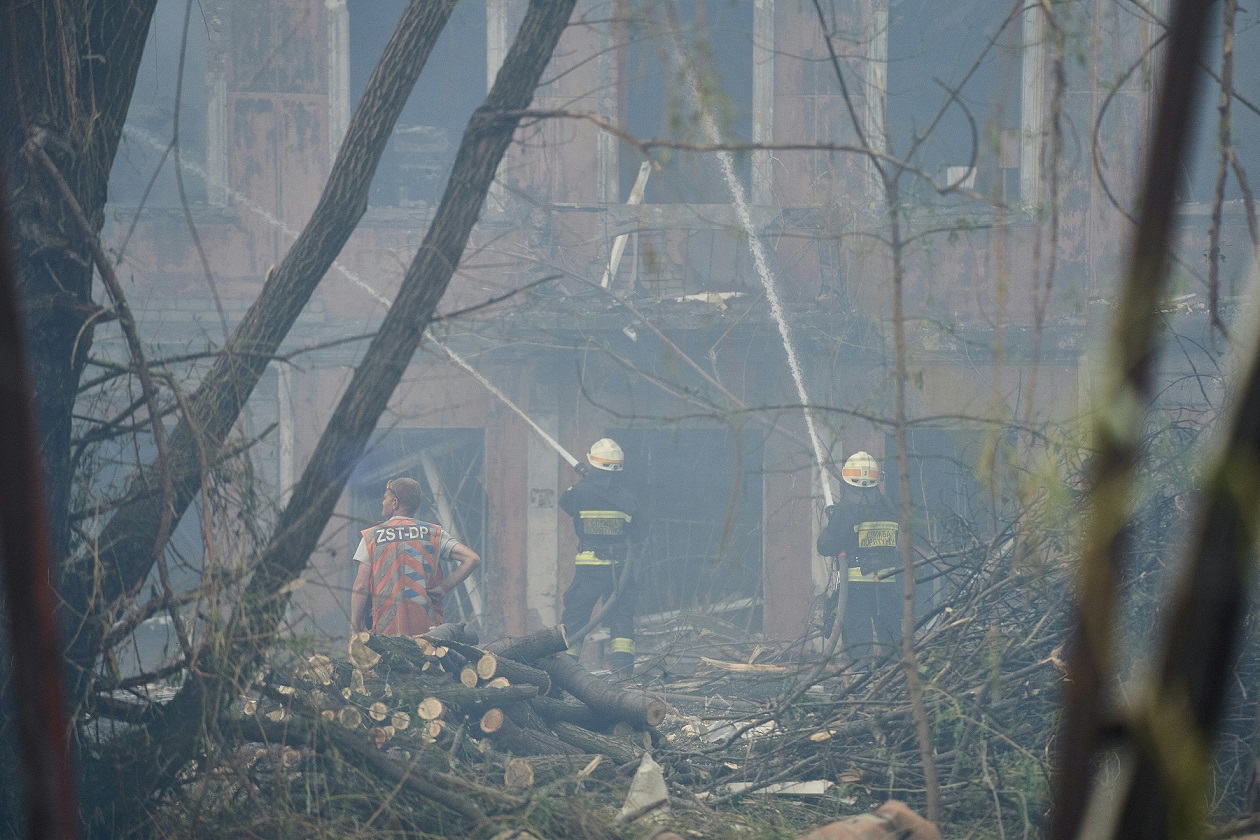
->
[0,0,158,605]
[91,0,578,820]
[60,0,460,697]
[0,169,80,840]
[888,184,942,823]
[0,2,158,833]
[1047,0,1216,836]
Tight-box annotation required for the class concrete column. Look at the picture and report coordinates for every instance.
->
[752,0,775,205]
[327,0,350,164]
[487,0,510,210]
[206,61,228,206]
[864,0,889,204]
[1020,1,1045,211]
[596,0,618,203]
[762,432,817,640]
[525,400,560,630]
[487,410,529,636]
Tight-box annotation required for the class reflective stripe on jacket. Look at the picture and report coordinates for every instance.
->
[575,509,633,564]
[361,516,445,635]
[848,566,899,583]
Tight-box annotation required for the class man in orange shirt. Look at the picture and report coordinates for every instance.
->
[351,477,480,635]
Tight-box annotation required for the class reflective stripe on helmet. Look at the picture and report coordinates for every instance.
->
[842,450,880,487]
[587,437,624,471]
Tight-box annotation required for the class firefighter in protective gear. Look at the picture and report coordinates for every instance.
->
[559,438,646,676]
[817,451,901,654]
[351,477,481,635]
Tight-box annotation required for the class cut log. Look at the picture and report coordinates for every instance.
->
[416,697,445,721]
[486,676,511,689]
[479,707,507,734]
[486,625,569,663]
[523,753,617,785]
[442,638,553,693]
[368,701,389,722]
[501,701,549,733]
[504,756,535,790]
[539,654,668,728]
[460,666,481,688]
[610,721,655,749]
[391,710,411,731]
[476,652,498,680]
[369,725,393,748]
[479,708,583,757]
[305,654,335,685]
[528,695,610,731]
[244,714,507,823]
[337,706,363,728]
[421,621,479,644]
[388,681,540,715]
[366,632,468,676]
[348,631,383,670]
[490,658,550,691]
[552,720,645,766]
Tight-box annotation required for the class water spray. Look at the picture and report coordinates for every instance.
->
[434,342,584,473]
[128,125,584,475]
[122,127,391,305]
[671,45,836,508]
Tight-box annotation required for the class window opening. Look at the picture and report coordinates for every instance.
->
[348,1,488,209]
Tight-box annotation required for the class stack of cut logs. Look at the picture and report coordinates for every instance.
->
[256,622,668,788]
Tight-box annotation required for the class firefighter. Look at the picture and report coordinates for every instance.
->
[559,437,646,676]
[350,477,481,635]
[817,451,901,655]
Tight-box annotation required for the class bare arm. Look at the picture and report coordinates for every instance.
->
[350,563,373,632]
[429,543,480,600]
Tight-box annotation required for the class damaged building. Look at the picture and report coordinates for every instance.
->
[101,0,1258,658]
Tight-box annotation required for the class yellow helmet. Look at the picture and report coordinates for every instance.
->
[841,451,880,488]
[587,437,624,471]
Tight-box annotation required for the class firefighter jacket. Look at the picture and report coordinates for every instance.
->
[357,516,453,634]
[559,471,646,565]
[817,491,900,583]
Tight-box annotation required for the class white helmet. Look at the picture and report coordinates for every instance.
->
[587,437,624,471]
[842,451,880,487]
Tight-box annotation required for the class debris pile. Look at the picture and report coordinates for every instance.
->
[234,622,688,833]
[221,616,949,838]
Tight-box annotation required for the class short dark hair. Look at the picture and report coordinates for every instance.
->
[386,477,424,515]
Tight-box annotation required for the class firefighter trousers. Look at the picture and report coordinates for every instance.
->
[561,563,637,658]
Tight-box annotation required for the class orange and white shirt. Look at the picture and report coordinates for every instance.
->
[355,516,458,635]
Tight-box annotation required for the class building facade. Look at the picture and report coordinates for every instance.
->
[103,0,1257,647]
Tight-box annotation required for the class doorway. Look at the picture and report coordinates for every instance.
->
[610,426,764,630]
